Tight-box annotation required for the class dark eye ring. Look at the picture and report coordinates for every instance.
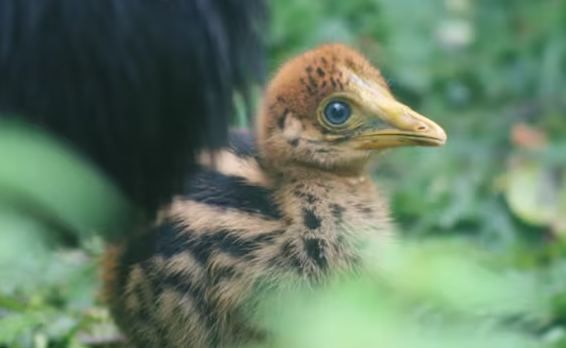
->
[323,100,351,125]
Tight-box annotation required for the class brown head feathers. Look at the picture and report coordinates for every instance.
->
[257,43,446,175]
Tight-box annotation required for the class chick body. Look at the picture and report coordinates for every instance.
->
[103,43,446,348]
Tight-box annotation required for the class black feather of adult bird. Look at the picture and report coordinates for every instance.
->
[0,0,267,225]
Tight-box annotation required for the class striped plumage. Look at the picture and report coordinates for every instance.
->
[102,43,447,348]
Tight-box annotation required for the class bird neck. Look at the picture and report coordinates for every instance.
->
[264,159,355,181]
[260,154,370,181]
[261,159,375,204]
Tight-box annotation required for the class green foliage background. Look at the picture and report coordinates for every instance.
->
[1,0,566,347]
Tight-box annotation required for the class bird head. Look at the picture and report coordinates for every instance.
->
[257,43,446,175]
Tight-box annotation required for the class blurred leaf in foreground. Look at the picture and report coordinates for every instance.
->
[0,117,134,243]
[254,238,547,348]
[504,123,566,237]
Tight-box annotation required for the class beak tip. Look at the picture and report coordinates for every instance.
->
[426,122,447,146]
[438,129,448,145]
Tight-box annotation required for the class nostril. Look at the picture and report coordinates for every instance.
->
[416,125,427,131]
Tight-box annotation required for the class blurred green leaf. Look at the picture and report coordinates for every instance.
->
[503,154,566,236]
[0,313,44,344]
[0,118,134,242]
[255,239,545,348]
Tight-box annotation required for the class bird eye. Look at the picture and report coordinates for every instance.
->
[323,101,351,125]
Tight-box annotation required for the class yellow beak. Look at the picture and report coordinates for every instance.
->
[354,97,447,150]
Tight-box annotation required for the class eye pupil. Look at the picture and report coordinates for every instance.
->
[324,101,351,125]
